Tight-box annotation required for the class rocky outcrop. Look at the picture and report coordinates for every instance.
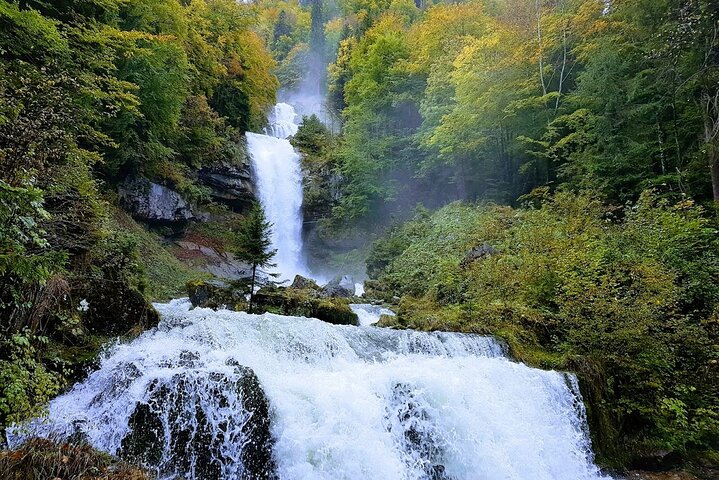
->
[253,286,358,326]
[118,177,194,223]
[120,364,276,480]
[81,284,160,337]
[187,279,248,311]
[175,241,253,281]
[290,275,321,291]
[198,162,255,211]
[460,243,497,268]
[196,135,255,212]
[320,275,354,298]
[301,166,342,223]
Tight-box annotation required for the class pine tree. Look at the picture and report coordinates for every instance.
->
[234,203,276,313]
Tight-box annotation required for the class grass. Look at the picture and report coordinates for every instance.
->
[111,208,206,302]
[0,438,151,480]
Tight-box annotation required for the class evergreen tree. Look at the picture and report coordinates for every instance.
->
[234,203,276,313]
[273,10,292,44]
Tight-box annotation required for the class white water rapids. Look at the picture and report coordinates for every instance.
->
[246,103,308,280]
[10,299,610,480]
[350,303,396,326]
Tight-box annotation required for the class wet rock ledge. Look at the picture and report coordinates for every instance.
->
[187,275,359,326]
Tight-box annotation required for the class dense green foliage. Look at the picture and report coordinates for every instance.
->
[319,0,719,226]
[292,114,340,221]
[1,0,718,474]
[369,193,719,464]
[0,0,278,433]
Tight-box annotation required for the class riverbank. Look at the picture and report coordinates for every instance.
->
[366,195,719,474]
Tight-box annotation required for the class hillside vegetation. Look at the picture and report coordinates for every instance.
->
[367,193,719,468]
[0,0,277,438]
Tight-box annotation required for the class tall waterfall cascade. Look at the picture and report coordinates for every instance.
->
[246,103,308,280]
[10,299,611,480]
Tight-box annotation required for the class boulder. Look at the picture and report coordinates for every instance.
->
[120,365,276,480]
[290,275,321,291]
[460,243,498,268]
[118,177,194,223]
[253,287,359,326]
[187,279,248,311]
[320,275,354,298]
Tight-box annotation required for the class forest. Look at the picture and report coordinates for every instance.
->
[0,0,718,478]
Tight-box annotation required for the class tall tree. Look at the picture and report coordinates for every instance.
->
[234,204,276,313]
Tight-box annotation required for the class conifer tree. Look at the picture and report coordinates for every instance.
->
[234,203,276,313]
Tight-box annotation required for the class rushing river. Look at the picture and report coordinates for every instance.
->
[9,299,610,480]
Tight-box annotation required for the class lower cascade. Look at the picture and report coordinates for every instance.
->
[10,299,610,480]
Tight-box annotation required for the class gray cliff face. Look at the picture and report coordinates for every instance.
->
[198,135,256,211]
[198,162,255,211]
[119,177,195,223]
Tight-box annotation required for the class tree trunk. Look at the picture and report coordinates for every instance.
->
[535,0,547,97]
[701,89,719,202]
[249,264,256,314]
[711,152,719,202]
[554,20,569,112]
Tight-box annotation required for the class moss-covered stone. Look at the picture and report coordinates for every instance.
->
[186,279,248,311]
[253,287,358,326]
[186,279,359,325]
[81,286,160,337]
[44,335,107,385]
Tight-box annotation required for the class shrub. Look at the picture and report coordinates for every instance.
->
[0,438,151,480]
[368,191,719,463]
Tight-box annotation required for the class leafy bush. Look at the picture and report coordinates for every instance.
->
[0,332,62,428]
[369,192,719,464]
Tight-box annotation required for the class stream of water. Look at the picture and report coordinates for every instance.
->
[9,299,610,480]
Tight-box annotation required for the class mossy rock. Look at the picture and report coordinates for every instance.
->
[187,279,248,311]
[81,283,160,337]
[45,335,108,384]
[253,288,358,326]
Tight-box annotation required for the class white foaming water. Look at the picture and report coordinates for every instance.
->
[350,303,396,326]
[11,299,610,480]
[247,103,307,280]
[267,103,299,139]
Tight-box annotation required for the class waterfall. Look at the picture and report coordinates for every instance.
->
[350,303,396,326]
[246,103,308,280]
[9,299,611,480]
